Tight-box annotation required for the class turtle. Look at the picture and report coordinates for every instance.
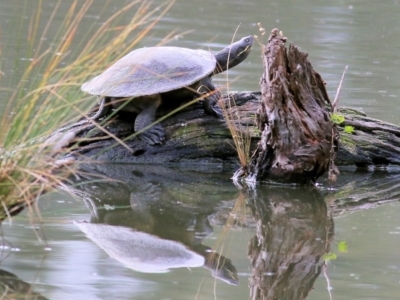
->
[81,35,254,145]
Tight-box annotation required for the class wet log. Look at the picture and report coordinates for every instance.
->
[58,93,400,170]
[335,107,400,167]
[57,92,260,165]
[58,92,400,170]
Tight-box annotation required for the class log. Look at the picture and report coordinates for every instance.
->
[58,92,400,169]
[58,92,260,165]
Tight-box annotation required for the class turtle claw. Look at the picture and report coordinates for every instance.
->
[138,123,165,145]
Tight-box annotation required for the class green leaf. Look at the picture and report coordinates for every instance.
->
[338,241,348,253]
[323,252,337,261]
[331,113,345,124]
[344,125,355,134]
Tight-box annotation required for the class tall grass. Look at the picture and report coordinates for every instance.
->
[221,95,252,170]
[0,0,175,221]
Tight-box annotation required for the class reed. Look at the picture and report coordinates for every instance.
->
[221,95,252,170]
[219,31,255,174]
[0,0,174,221]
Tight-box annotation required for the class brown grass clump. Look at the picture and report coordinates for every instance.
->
[0,0,175,221]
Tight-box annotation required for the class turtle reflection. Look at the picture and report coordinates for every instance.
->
[73,164,239,285]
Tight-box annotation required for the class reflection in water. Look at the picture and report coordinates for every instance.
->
[5,163,400,298]
[0,269,48,300]
[72,164,338,297]
[72,164,239,285]
[246,187,334,300]
[75,222,205,273]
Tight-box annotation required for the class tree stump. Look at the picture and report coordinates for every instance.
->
[234,29,339,185]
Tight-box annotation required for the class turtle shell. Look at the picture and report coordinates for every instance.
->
[81,47,217,97]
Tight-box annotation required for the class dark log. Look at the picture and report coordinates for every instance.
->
[58,92,400,169]
[336,107,400,166]
[58,92,260,165]
[0,269,48,300]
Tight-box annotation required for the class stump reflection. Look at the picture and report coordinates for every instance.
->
[246,186,334,300]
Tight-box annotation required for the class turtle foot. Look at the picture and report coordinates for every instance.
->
[203,97,224,119]
[137,123,165,145]
[211,103,223,118]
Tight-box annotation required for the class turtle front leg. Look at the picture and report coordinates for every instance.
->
[90,97,113,120]
[134,95,165,145]
[197,77,223,118]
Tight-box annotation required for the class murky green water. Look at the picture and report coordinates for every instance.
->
[1,167,400,299]
[1,0,400,299]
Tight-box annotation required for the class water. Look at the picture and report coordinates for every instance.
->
[1,167,400,299]
[1,0,400,299]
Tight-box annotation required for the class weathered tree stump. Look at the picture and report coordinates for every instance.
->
[233,29,338,184]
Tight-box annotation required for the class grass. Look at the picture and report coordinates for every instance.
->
[221,33,257,181]
[222,96,253,172]
[0,0,175,221]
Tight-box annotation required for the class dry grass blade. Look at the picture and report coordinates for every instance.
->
[332,65,348,112]
[223,101,252,169]
[219,29,253,171]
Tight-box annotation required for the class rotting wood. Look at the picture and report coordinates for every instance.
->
[233,29,339,184]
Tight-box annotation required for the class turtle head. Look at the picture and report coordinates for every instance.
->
[214,35,254,74]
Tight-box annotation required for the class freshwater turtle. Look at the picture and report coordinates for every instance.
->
[81,35,253,145]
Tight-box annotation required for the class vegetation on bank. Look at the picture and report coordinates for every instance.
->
[0,0,175,221]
